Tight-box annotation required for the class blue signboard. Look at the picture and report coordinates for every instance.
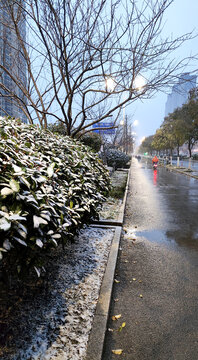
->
[93,122,115,135]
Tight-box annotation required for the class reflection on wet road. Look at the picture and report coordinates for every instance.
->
[172,158,198,171]
[103,158,198,360]
[133,158,198,252]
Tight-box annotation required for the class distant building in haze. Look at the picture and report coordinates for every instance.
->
[0,2,27,122]
[165,73,197,117]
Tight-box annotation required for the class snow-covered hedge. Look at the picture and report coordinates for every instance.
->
[0,118,110,277]
[106,148,131,169]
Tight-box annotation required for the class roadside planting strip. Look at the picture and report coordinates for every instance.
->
[85,166,131,360]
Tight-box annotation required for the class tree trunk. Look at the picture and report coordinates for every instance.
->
[177,144,180,157]
[188,140,192,158]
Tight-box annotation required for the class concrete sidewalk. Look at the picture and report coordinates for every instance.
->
[101,159,198,360]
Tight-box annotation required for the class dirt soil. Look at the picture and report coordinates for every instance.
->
[99,169,128,220]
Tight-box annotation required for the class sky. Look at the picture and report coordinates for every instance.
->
[128,0,198,146]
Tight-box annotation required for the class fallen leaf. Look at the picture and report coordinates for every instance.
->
[112,314,122,321]
[114,279,120,283]
[133,261,137,264]
[132,278,136,281]
[112,349,123,355]
[124,260,129,263]
[139,294,143,298]
[108,328,114,332]
[114,298,119,302]
[139,280,142,283]
[118,322,126,331]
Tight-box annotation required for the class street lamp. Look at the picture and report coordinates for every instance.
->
[133,119,139,127]
[105,77,116,92]
[133,75,146,91]
[120,75,146,151]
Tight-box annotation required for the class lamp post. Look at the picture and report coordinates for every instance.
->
[120,75,146,154]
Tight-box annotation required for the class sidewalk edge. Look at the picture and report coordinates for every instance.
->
[85,226,122,360]
[117,166,130,223]
[85,165,131,360]
[166,165,198,179]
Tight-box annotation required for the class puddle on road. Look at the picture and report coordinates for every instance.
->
[123,228,172,245]
[135,229,172,244]
[125,228,198,253]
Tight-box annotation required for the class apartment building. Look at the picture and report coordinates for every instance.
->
[165,73,197,117]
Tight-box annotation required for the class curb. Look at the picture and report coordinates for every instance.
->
[117,167,130,224]
[166,165,198,180]
[85,226,122,360]
[85,167,131,360]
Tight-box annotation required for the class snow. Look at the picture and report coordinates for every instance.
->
[5,226,114,360]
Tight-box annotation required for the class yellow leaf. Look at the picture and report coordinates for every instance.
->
[112,314,122,321]
[132,278,136,281]
[118,322,126,331]
[112,349,123,355]
[70,200,73,209]
[139,294,143,298]
[114,279,120,283]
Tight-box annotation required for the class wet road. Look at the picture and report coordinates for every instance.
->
[102,158,198,360]
[171,159,198,172]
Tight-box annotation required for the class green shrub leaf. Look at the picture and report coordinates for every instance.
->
[9,214,26,221]
[47,162,55,177]
[0,218,11,231]
[1,187,14,196]
[36,239,43,248]
[13,237,27,246]
[0,117,110,278]
[33,215,48,228]
[9,179,20,192]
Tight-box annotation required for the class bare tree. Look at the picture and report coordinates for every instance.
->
[0,0,196,137]
[104,114,135,154]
